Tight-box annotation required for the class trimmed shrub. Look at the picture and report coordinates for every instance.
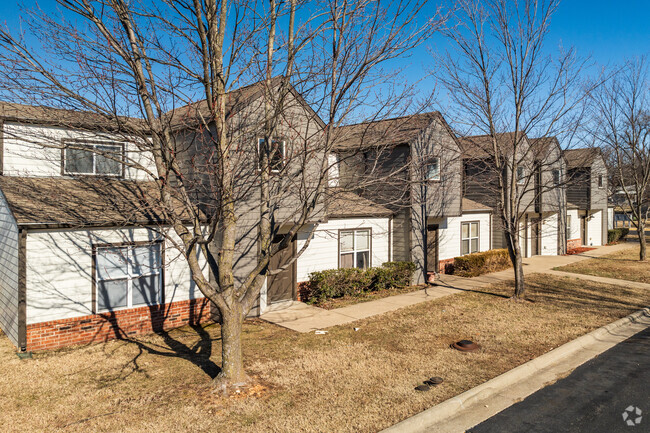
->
[607,228,629,244]
[304,261,416,304]
[452,249,512,277]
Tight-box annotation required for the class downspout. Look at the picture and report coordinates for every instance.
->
[17,228,27,352]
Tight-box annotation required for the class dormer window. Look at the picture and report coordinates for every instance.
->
[258,138,285,172]
[427,157,441,181]
[64,142,124,176]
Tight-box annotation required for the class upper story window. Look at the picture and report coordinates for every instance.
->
[598,174,604,188]
[95,242,162,312]
[64,142,124,176]
[516,166,525,184]
[552,169,561,186]
[427,157,441,181]
[339,229,371,269]
[258,138,285,172]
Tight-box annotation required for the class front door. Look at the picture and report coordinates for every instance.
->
[267,235,296,304]
[530,218,540,256]
[580,216,587,245]
[426,225,439,273]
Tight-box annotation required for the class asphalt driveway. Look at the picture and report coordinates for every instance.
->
[468,327,649,433]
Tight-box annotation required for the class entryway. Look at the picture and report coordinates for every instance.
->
[427,224,439,273]
[267,235,297,304]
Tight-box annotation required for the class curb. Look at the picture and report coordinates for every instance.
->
[381,307,650,433]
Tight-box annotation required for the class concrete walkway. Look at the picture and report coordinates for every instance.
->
[261,242,640,332]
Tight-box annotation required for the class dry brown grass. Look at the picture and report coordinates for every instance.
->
[556,247,650,283]
[1,274,647,433]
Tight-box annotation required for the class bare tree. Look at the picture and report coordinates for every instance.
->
[433,0,591,298]
[0,0,439,391]
[591,57,650,260]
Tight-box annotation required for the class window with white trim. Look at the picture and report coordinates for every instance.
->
[461,222,479,255]
[598,174,604,188]
[516,166,525,184]
[96,243,162,312]
[552,169,561,186]
[566,214,572,239]
[339,229,370,269]
[64,142,123,176]
[258,138,285,172]
[427,157,441,181]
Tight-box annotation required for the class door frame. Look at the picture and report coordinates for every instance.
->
[426,224,439,273]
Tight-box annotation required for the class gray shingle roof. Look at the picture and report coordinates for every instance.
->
[326,188,392,218]
[462,197,492,212]
[332,112,443,151]
[564,148,601,169]
[0,177,202,228]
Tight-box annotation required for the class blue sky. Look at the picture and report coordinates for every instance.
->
[0,0,648,111]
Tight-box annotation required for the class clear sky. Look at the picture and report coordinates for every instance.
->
[0,0,648,107]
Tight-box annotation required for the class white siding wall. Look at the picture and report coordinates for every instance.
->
[587,210,603,246]
[438,212,491,261]
[25,227,207,325]
[540,213,559,256]
[296,217,390,282]
[567,209,580,240]
[0,190,19,346]
[3,122,156,180]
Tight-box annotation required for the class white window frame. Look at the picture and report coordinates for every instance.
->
[598,174,604,188]
[461,221,480,255]
[257,138,286,172]
[566,214,572,239]
[427,157,441,181]
[516,166,525,184]
[339,228,371,269]
[64,141,124,177]
[95,243,163,313]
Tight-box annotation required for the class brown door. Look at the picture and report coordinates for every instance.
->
[530,218,540,256]
[580,216,587,245]
[267,235,296,304]
[427,225,439,273]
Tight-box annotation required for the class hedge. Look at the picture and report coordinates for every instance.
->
[452,249,512,277]
[607,228,629,244]
[304,261,416,304]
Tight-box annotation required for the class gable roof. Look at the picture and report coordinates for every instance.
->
[332,112,445,151]
[458,132,529,159]
[0,101,146,132]
[167,77,326,130]
[0,177,202,228]
[326,188,392,218]
[564,148,602,169]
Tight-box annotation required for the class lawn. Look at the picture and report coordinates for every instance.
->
[1,273,647,433]
[555,246,650,284]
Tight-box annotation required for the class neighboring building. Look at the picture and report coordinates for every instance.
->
[563,148,609,248]
[460,133,565,258]
[332,113,492,282]
[0,106,210,352]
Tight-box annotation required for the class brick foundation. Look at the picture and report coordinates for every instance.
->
[25,298,213,352]
[438,258,455,274]
[567,238,582,250]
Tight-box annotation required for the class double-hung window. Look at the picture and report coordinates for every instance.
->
[566,215,572,239]
[461,222,479,255]
[95,243,162,312]
[339,229,371,269]
[427,157,441,181]
[598,174,604,188]
[258,138,285,172]
[552,169,561,186]
[64,142,123,176]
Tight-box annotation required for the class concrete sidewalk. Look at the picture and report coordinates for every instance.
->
[261,242,639,332]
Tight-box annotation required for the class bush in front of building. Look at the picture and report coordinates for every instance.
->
[304,261,416,304]
[607,228,630,244]
[452,249,512,277]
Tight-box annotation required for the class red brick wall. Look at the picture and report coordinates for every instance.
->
[26,298,213,352]
[567,238,582,250]
[438,258,455,274]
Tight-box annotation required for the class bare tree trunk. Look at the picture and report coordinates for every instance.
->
[505,230,526,299]
[217,305,248,390]
[639,221,647,261]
